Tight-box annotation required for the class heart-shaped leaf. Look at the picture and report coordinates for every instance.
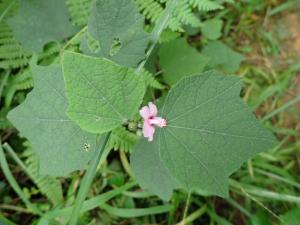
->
[62,51,146,134]
[8,0,77,52]
[81,0,150,68]
[7,64,96,176]
[131,71,277,199]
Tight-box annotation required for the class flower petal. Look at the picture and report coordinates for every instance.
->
[143,122,155,142]
[139,106,150,119]
[149,117,167,128]
[148,102,158,117]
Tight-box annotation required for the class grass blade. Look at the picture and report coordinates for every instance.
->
[68,132,111,225]
[100,204,173,218]
[0,145,41,215]
[43,181,136,219]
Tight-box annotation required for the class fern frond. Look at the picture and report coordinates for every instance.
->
[188,0,223,11]
[0,22,30,69]
[108,127,139,152]
[66,0,92,27]
[141,69,165,90]
[175,1,200,27]
[22,145,63,206]
[135,0,164,22]
[4,69,33,106]
[135,0,231,31]
[37,42,61,66]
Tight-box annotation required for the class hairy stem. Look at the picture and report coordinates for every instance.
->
[136,0,179,73]
[68,132,111,225]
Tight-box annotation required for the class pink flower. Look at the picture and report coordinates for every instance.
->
[139,102,167,142]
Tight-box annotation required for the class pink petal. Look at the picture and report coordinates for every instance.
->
[143,122,155,142]
[149,117,167,128]
[139,106,150,119]
[148,102,158,117]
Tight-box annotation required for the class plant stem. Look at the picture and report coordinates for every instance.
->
[136,0,179,73]
[0,204,31,214]
[226,198,251,218]
[67,1,180,223]
[0,145,41,215]
[180,191,192,225]
[0,70,10,104]
[262,94,300,121]
[0,0,17,23]
[44,181,136,220]
[3,143,33,179]
[68,132,111,225]
[60,26,88,55]
[119,150,134,178]
[175,205,206,225]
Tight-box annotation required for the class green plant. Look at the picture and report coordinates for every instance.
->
[1,0,299,224]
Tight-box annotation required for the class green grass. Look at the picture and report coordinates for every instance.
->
[1,0,300,224]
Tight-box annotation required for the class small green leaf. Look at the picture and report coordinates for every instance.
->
[131,71,277,198]
[202,41,245,74]
[201,19,223,40]
[62,51,146,134]
[159,38,209,85]
[7,64,96,176]
[81,0,150,68]
[8,0,77,52]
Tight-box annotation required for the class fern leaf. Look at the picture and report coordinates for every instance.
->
[141,69,165,90]
[22,145,63,206]
[135,0,233,31]
[175,1,200,27]
[108,127,139,152]
[4,69,33,107]
[0,22,30,69]
[135,0,164,22]
[188,0,223,11]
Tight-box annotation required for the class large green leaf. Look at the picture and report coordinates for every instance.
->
[81,0,150,68]
[8,0,77,52]
[202,41,244,74]
[131,138,181,200]
[131,71,277,199]
[159,38,209,85]
[62,51,146,134]
[7,64,96,176]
